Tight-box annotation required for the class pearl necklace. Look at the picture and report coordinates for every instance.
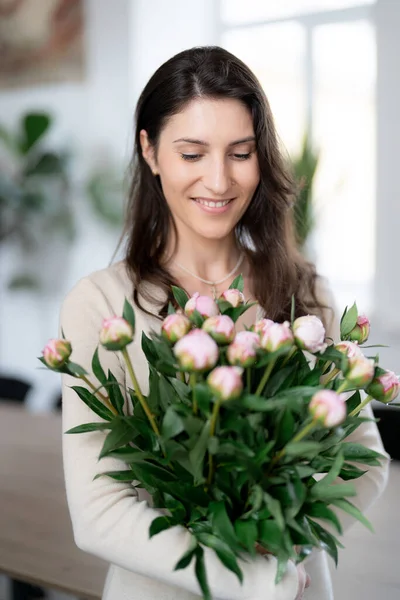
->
[174,253,244,300]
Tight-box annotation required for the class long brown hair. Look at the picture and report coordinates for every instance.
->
[119,46,329,324]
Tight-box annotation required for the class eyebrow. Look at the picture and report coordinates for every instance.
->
[172,136,256,147]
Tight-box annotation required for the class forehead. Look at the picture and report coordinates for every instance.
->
[160,97,254,143]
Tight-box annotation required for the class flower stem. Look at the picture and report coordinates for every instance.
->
[321,367,340,386]
[348,394,373,418]
[190,373,198,414]
[207,399,222,485]
[336,380,350,393]
[121,348,160,436]
[267,420,316,472]
[255,359,276,396]
[281,346,297,367]
[80,375,118,416]
[247,367,251,392]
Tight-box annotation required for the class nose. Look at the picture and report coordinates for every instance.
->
[203,157,231,196]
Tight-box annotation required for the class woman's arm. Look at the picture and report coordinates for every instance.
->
[314,276,391,535]
[60,276,300,600]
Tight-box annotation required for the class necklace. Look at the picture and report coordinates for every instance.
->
[174,253,244,300]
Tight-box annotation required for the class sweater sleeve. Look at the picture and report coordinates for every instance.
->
[60,277,300,600]
[313,277,391,536]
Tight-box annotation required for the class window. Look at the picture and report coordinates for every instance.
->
[220,1,376,312]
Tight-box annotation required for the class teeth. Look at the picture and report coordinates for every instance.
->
[195,199,231,208]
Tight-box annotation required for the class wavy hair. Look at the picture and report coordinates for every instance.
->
[119,46,329,325]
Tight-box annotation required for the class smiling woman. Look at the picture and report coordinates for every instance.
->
[57,46,392,600]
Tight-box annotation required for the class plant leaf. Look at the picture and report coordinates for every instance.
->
[340,302,358,337]
[229,274,244,292]
[99,418,137,458]
[70,385,114,421]
[172,286,189,309]
[330,498,374,532]
[196,533,243,583]
[194,547,211,600]
[65,422,112,434]
[123,298,136,332]
[149,515,173,537]
[92,347,107,386]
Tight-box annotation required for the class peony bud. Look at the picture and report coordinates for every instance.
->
[345,355,375,387]
[293,315,327,353]
[174,329,219,372]
[202,315,235,344]
[227,331,260,367]
[348,315,370,344]
[219,288,245,308]
[253,318,274,336]
[367,369,400,404]
[185,292,219,320]
[161,313,191,343]
[309,390,347,427]
[207,366,244,401]
[100,316,134,351]
[42,339,72,369]
[335,340,363,359]
[260,321,294,353]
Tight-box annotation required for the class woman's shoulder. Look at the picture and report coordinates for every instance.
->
[62,261,132,310]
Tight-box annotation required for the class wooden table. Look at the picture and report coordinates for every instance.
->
[0,404,108,599]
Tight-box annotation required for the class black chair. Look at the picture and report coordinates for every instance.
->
[0,375,46,600]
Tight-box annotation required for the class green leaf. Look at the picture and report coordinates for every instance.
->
[106,448,154,462]
[258,520,284,554]
[171,286,189,309]
[189,421,211,484]
[312,451,344,491]
[123,298,136,332]
[99,418,137,458]
[235,519,258,553]
[93,469,134,482]
[158,376,177,411]
[284,441,321,458]
[149,515,173,537]
[290,294,296,325]
[141,332,159,365]
[229,274,244,292]
[341,442,387,465]
[197,533,243,583]
[194,547,211,600]
[340,302,358,337]
[307,519,341,566]
[20,113,51,154]
[174,536,198,571]
[92,347,107,386]
[167,302,176,315]
[162,407,185,439]
[130,461,178,485]
[263,493,285,531]
[65,422,113,434]
[65,361,88,377]
[330,498,374,532]
[208,501,241,551]
[70,385,114,421]
[107,371,125,414]
[190,309,204,328]
[311,482,356,501]
[306,502,343,534]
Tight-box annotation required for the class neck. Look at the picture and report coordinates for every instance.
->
[167,234,243,284]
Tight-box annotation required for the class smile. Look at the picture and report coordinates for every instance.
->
[192,198,233,208]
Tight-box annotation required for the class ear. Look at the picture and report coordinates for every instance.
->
[140,129,158,175]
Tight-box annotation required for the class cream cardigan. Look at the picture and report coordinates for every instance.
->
[60,261,390,600]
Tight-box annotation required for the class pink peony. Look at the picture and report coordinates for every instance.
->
[345,355,375,387]
[173,329,219,372]
[227,331,260,367]
[100,317,134,351]
[202,315,236,345]
[42,339,72,369]
[161,313,191,343]
[219,289,245,308]
[335,340,363,359]
[309,390,347,427]
[253,318,274,336]
[293,315,327,353]
[348,314,370,344]
[367,369,400,404]
[207,366,244,401]
[260,321,294,353]
[185,293,219,319]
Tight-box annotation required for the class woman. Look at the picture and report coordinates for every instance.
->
[60,46,390,600]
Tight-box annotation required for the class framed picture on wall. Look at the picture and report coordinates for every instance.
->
[0,0,85,89]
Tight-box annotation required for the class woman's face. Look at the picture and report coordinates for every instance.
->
[140,97,260,244]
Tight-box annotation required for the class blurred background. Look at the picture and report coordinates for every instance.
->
[0,1,399,599]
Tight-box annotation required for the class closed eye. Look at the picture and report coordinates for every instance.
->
[180,152,253,162]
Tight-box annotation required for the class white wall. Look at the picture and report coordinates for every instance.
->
[0,0,218,410]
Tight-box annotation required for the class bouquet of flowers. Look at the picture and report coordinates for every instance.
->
[40,276,399,600]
